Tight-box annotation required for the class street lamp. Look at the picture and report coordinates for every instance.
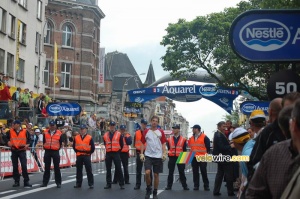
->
[121,73,146,123]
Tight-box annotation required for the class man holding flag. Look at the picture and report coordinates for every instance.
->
[165,124,189,191]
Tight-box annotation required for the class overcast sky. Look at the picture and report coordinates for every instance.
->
[99,0,243,139]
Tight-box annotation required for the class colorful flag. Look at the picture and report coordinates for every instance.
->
[176,152,195,164]
[16,20,21,71]
[54,42,59,84]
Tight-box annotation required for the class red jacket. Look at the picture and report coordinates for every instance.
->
[0,85,12,101]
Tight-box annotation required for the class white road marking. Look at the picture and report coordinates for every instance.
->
[0,190,16,195]
[67,175,77,178]
[150,190,164,198]
[0,176,87,199]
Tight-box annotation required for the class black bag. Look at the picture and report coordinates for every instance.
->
[12,92,17,101]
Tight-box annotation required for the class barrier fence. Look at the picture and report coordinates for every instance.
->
[0,146,217,181]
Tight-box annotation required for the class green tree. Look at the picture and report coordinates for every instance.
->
[160,0,300,100]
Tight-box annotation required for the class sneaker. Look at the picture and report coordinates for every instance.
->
[153,190,158,199]
[89,185,94,189]
[145,188,152,199]
[165,186,172,190]
[56,184,61,188]
[183,187,189,190]
[40,184,47,187]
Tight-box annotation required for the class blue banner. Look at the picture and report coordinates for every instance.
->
[46,102,82,116]
[230,10,300,62]
[128,84,239,113]
[240,101,270,115]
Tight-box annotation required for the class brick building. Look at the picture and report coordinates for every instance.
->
[43,0,104,106]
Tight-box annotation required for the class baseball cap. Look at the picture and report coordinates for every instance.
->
[141,119,148,124]
[120,125,126,129]
[22,125,26,129]
[28,123,33,126]
[191,124,201,130]
[229,127,250,144]
[49,120,56,126]
[250,109,266,120]
[33,126,39,129]
[109,121,116,126]
[80,124,88,129]
[13,120,21,125]
[34,129,41,133]
[172,124,180,129]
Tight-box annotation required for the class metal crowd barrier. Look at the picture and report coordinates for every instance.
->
[0,146,217,181]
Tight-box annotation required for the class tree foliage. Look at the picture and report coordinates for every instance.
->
[160,0,300,100]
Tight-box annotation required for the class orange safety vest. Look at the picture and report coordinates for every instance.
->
[103,131,121,152]
[168,136,186,157]
[121,133,131,153]
[189,133,207,156]
[10,128,27,150]
[134,130,143,151]
[44,130,62,151]
[74,134,92,156]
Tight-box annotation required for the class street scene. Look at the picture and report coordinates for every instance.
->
[1,0,300,199]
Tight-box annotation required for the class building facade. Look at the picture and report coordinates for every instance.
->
[0,0,48,93]
[43,0,104,106]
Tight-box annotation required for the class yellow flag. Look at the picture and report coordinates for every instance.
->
[16,20,21,71]
[54,42,59,84]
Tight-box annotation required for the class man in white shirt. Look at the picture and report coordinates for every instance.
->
[140,115,167,199]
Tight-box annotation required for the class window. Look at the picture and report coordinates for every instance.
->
[19,21,26,44]
[18,0,27,8]
[35,32,40,53]
[61,63,71,88]
[0,49,4,73]
[6,52,14,77]
[44,22,52,44]
[17,58,24,81]
[36,0,42,20]
[8,14,15,38]
[43,61,50,86]
[62,25,72,47]
[0,8,7,33]
[34,66,39,86]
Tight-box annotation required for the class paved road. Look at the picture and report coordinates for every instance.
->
[0,158,236,199]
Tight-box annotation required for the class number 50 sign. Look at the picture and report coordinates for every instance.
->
[267,70,300,100]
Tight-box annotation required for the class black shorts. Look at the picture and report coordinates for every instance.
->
[144,156,163,173]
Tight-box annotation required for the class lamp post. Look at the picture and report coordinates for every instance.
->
[121,73,145,123]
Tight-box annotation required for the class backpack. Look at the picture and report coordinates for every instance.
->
[12,92,17,101]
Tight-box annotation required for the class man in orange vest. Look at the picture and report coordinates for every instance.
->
[6,120,32,187]
[189,124,210,191]
[133,118,148,190]
[73,124,95,189]
[165,124,189,190]
[103,121,125,189]
[112,124,132,184]
[40,120,63,188]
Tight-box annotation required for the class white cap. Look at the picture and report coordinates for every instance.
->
[35,129,41,133]
[64,123,69,127]
[229,127,248,141]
